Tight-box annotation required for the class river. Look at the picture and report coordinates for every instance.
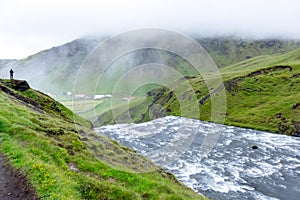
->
[95,116,300,200]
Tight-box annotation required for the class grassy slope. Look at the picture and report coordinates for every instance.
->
[0,80,205,199]
[199,37,300,68]
[96,48,300,136]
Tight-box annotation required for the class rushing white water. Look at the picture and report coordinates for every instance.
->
[95,116,300,200]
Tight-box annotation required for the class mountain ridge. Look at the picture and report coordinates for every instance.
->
[0,36,299,94]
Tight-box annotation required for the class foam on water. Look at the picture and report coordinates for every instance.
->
[95,116,300,200]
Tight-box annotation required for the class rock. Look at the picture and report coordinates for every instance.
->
[12,80,30,91]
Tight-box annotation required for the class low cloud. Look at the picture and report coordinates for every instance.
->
[0,0,299,59]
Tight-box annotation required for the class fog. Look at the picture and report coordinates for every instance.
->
[0,0,300,59]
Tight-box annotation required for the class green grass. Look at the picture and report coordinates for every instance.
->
[96,48,300,136]
[63,97,147,125]
[222,66,300,134]
[198,37,300,68]
[62,99,104,113]
[0,79,205,199]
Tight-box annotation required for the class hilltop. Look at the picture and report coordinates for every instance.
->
[95,48,300,136]
[0,79,205,199]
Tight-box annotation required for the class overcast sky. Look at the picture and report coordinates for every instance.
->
[0,0,299,59]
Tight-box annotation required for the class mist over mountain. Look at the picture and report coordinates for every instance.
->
[0,38,101,92]
[0,35,299,94]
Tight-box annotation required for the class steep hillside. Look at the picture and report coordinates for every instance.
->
[198,37,300,67]
[95,48,300,136]
[0,37,299,94]
[0,79,205,199]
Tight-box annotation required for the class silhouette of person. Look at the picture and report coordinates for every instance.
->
[10,69,14,80]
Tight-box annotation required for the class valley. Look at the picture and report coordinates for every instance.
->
[96,48,300,136]
[1,35,300,199]
[1,1,300,199]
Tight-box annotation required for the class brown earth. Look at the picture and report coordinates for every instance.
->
[0,154,37,200]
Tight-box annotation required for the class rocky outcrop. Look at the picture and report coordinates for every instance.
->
[11,80,30,91]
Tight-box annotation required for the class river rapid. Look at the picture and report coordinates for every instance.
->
[95,116,300,200]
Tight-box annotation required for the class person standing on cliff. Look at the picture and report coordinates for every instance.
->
[10,69,14,80]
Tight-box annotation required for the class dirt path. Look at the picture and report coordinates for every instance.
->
[0,154,37,200]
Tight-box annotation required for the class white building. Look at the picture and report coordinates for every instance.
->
[94,94,112,100]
